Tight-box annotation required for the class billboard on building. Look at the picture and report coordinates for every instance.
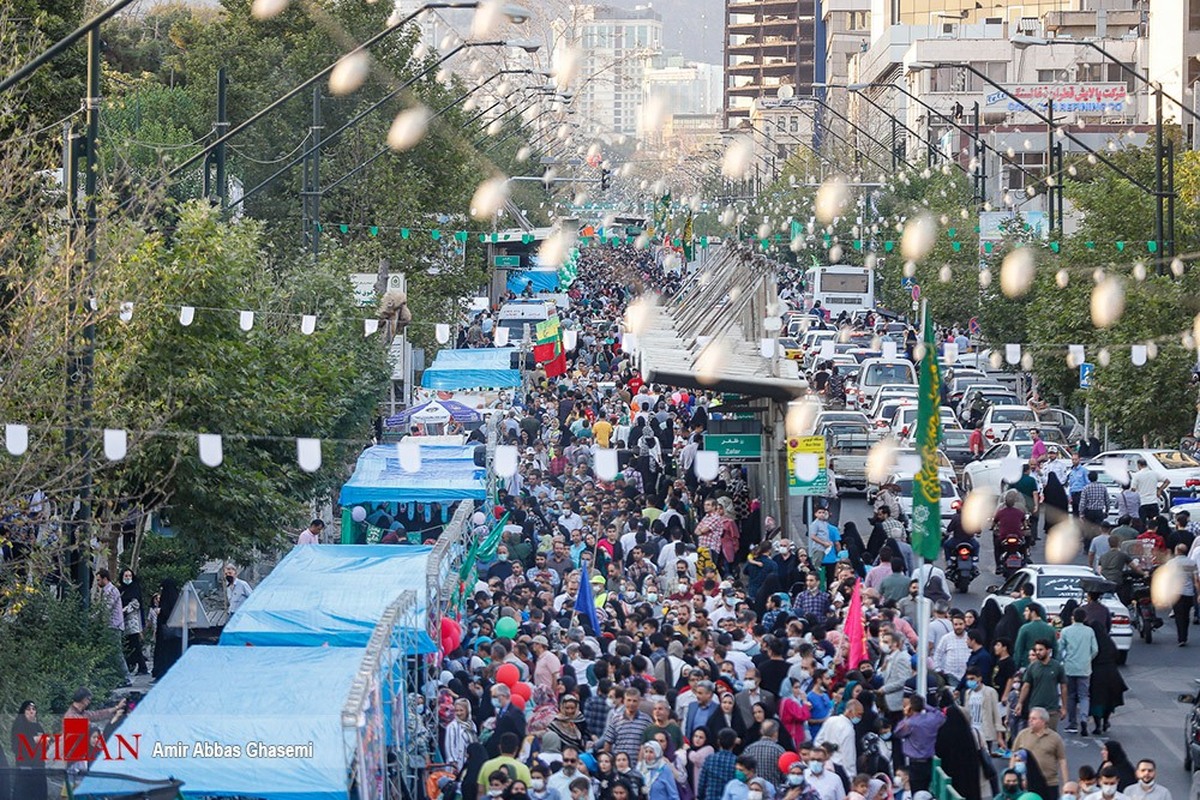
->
[982,83,1128,115]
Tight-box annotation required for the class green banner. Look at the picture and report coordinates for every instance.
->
[911,315,943,561]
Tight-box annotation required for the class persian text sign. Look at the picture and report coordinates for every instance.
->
[983,82,1128,115]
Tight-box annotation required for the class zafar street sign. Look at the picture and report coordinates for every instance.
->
[493,255,522,268]
[703,433,763,462]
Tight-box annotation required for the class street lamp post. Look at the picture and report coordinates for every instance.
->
[909,61,1169,256]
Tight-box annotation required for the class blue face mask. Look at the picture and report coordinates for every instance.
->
[881,732,892,741]
[787,775,805,787]
[965,679,979,690]
[1014,763,1027,776]
[810,763,824,776]
[850,716,861,725]
[492,698,504,710]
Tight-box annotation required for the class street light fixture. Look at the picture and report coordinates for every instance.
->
[907,60,1172,260]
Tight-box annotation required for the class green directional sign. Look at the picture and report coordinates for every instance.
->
[493,255,521,268]
[703,433,763,462]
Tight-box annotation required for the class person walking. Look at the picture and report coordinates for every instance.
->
[1166,544,1200,646]
[1011,708,1068,799]
[1015,639,1068,731]
[1059,609,1098,735]
[95,568,131,684]
[119,568,149,676]
[894,695,945,793]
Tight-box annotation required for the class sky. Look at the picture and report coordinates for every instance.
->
[645,0,725,63]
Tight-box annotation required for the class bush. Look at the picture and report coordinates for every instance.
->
[0,583,124,716]
[134,533,205,600]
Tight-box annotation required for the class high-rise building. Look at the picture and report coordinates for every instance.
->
[563,3,664,138]
[724,0,824,127]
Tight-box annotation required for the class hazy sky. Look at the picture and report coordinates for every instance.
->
[646,0,725,63]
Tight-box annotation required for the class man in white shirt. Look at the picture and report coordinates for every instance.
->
[297,519,324,545]
[813,700,860,774]
[806,744,847,800]
[1130,459,1169,521]
[932,612,971,683]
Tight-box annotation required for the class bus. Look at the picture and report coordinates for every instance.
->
[802,265,875,321]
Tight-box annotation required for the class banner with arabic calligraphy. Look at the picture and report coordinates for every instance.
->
[982,82,1129,115]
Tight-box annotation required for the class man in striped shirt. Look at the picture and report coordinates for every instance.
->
[603,687,651,760]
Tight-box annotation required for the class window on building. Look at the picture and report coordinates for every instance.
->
[1004,151,1046,191]
[791,116,799,132]
[1191,0,1200,30]
[929,66,960,93]
[1036,69,1069,84]
[964,61,1006,91]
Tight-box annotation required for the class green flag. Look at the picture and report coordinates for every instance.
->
[911,315,943,561]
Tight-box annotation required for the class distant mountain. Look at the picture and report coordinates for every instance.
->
[646,0,725,63]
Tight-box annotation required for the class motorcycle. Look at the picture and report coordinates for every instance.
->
[1125,571,1162,644]
[996,532,1029,578]
[946,542,980,593]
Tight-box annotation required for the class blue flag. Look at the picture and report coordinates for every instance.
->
[574,575,601,635]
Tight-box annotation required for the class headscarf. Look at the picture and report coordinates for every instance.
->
[639,740,664,786]
[10,699,43,756]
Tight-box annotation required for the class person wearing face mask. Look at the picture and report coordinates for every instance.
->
[1086,766,1130,800]
[222,564,252,615]
[1124,760,1170,800]
[719,756,775,800]
[804,746,845,800]
[958,666,1003,760]
[781,762,821,800]
[736,669,777,730]
[506,779,531,800]
[528,766,562,800]
[1061,781,1081,800]
[998,768,1025,800]
[119,568,148,676]
[813,700,860,775]
[639,741,682,800]
[487,687,526,758]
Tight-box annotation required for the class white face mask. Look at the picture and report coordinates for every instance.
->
[743,678,757,690]
[748,792,763,800]
[1101,786,1118,797]
[531,780,545,791]
[489,791,504,797]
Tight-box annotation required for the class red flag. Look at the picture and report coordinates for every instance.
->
[544,351,568,377]
[845,579,867,669]
[533,340,559,362]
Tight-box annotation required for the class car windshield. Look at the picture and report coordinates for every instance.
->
[992,409,1036,423]
[896,479,956,496]
[1036,574,1084,600]
[942,430,972,446]
[864,363,914,386]
[1153,450,1200,469]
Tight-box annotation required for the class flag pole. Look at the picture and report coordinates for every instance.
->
[915,298,929,698]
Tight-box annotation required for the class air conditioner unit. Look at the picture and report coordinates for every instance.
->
[984,16,1003,24]
[939,22,958,37]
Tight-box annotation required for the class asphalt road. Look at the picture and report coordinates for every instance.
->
[836,495,1199,798]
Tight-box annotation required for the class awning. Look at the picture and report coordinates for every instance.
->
[421,347,521,390]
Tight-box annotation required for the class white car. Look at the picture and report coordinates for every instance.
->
[983,565,1132,663]
[979,405,1039,444]
[857,358,917,406]
[812,411,872,431]
[1090,449,1200,492]
[960,441,1037,493]
[889,473,961,532]
[866,385,920,417]
[890,405,960,445]
[869,397,917,438]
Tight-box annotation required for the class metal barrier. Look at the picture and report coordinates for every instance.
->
[341,589,422,800]
[931,757,965,800]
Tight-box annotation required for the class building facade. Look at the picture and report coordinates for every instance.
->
[724,0,824,126]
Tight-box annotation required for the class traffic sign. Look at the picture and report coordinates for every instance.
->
[787,436,828,496]
[493,255,521,268]
[911,284,921,302]
[968,317,981,335]
[703,433,763,462]
[900,277,916,290]
[1079,362,1094,390]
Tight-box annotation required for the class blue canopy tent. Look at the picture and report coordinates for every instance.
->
[220,545,435,651]
[421,347,520,390]
[338,444,485,506]
[75,647,367,800]
[506,269,560,295]
[384,398,481,427]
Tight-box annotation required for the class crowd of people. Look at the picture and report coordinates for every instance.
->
[429,247,1172,800]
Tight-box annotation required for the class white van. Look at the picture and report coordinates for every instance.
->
[496,299,556,341]
[857,358,917,405]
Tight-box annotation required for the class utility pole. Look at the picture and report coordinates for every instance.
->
[1155,86,1165,272]
[973,102,985,207]
[302,86,323,259]
[215,67,229,208]
[1047,99,1055,233]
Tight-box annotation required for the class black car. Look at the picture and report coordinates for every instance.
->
[940,427,976,472]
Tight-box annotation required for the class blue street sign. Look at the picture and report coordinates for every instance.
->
[1079,362,1094,390]
[900,277,916,290]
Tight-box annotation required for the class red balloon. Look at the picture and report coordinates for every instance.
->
[496,663,520,688]
[510,694,526,710]
[511,682,532,702]
[778,752,800,774]
[440,617,462,654]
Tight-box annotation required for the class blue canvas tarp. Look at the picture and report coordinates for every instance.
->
[338,443,485,506]
[220,544,435,651]
[506,269,560,294]
[74,646,364,800]
[421,347,521,390]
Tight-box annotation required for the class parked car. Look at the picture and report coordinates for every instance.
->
[1001,425,1069,446]
[957,385,1021,423]
[983,564,1132,663]
[1090,449,1200,493]
[1037,407,1084,444]
[869,398,917,438]
[939,427,977,474]
[828,429,873,490]
[887,473,961,532]
[890,405,960,445]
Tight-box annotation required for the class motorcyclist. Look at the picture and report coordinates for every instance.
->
[942,510,979,563]
[991,490,1028,572]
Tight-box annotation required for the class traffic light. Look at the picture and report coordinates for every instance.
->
[600,168,611,191]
